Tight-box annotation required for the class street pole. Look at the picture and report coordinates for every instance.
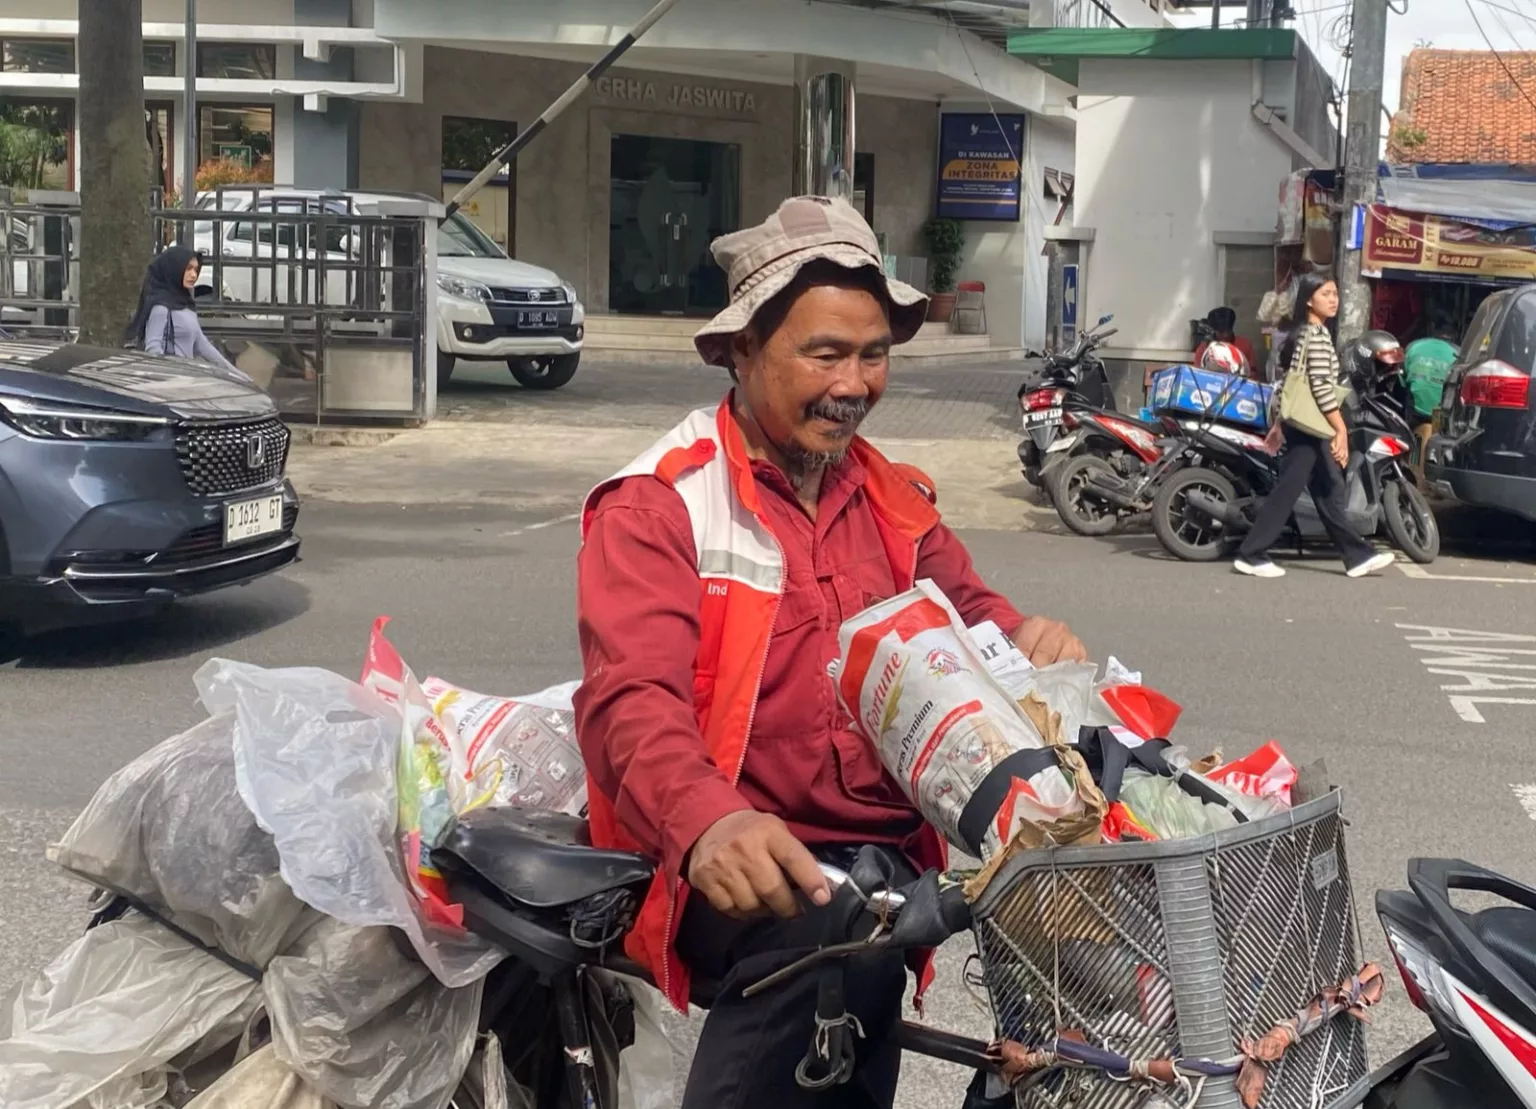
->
[180,0,196,241]
[1337,0,1388,345]
[443,0,682,220]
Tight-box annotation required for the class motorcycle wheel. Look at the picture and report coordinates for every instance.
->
[1049,454,1121,537]
[1152,468,1239,562]
[1383,479,1440,563]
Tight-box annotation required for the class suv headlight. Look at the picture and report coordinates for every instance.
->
[561,281,578,305]
[0,396,171,442]
[437,274,491,302]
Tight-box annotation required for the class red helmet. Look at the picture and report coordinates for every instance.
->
[1200,341,1249,375]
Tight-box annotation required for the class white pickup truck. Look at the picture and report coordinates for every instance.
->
[192,187,586,390]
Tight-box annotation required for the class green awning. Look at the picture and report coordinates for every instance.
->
[1007,27,1298,87]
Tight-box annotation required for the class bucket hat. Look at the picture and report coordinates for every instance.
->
[693,195,928,369]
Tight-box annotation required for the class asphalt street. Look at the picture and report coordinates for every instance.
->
[4,361,1536,1106]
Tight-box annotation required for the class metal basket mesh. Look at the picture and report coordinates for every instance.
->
[970,796,1367,1109]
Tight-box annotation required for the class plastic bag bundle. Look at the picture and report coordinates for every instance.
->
[195,657,503,990]
[262,916,482,1109]
[0,914,261,1109]
[184,1046,339,1109]
[833,580,1085,858]
[48,712,309,970]
[1119,771,1242,840]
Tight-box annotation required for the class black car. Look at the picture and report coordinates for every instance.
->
[0,340,300,632]
[1425,286,1536,522]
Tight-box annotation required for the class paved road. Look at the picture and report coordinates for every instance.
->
[4,363,1536,1105]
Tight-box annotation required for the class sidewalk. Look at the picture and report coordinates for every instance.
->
[286,360,1054,532]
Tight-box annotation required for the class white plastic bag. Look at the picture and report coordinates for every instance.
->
[195,658,503,990]
[0,915,259,1109]
[833,580,1081,857]
[598,973,675,1109]
[183,1046,338,1109]
[48,712,308,969]
[263,916,482,1109]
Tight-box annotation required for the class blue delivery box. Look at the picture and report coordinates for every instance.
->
[1148,365,1273,431]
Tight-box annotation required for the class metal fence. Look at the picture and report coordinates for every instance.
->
[0,186,438,425]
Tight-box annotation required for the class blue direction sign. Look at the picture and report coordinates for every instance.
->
[1061,263,1079,342]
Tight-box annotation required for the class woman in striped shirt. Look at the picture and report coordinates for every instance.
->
[1234,275,1395,579]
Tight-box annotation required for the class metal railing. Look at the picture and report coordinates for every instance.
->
[0,185,437,425]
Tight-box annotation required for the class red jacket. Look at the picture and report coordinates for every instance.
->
[574,397,1025,1010]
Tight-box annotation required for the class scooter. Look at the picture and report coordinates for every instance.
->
[1150,359,1440,564]
[1369,857,1536,1108]
[1016,314,1119,495]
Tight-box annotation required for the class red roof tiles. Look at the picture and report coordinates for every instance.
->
[1390,48,1536,164]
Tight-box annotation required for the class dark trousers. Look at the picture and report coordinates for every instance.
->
[1238,425,1375,568]
[677,846,916,1109]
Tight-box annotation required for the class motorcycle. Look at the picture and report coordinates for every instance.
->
[1369,857,1536,1108]
[1016,315,1119,496]
[1150,356,1441,564]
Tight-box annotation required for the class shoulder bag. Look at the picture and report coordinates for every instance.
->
[1278,327,1348,440]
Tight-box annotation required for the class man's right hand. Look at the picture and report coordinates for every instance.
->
[686,810,830,920]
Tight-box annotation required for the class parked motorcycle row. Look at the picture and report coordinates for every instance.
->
[1016,315,1442,566]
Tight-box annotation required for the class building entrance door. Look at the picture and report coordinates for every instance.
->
[609,134,741,316]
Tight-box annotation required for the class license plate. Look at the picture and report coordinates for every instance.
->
[224,494,285,545]
[518,310,560,328]
[1025,407,1063,427]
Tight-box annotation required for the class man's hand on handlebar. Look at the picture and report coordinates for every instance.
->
[687,810,831,920]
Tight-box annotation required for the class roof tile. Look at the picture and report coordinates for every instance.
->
[1389,48,1536,164]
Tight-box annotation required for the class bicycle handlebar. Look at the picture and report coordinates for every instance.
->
[817,861,907,913]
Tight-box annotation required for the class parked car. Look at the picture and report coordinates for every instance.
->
[191,187,586,391]
[1424,285,1536,523]
[0,339,300,634]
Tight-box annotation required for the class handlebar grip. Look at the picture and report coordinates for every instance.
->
[1099,328,1119,341]
[817,861,907,912]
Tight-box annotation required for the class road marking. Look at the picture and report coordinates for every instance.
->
[1398,624,1536,723]
[500,512,580,538]
[1397,563,1536,584]
[1514,786,1536,824]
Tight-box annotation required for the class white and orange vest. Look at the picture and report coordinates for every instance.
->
[581,397,949,1012]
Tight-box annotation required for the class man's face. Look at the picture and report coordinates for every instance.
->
[732,280,892,475]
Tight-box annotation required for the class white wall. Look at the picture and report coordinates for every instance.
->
[1074,58,1289,359]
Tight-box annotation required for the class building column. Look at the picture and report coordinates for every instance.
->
[792,55,856,200]
[291,0,360,189]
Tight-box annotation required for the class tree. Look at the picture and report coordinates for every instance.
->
[78,0,148,346]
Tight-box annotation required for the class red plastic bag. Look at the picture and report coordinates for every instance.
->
[1100,684,1183,741]
[1210,741,1298,807]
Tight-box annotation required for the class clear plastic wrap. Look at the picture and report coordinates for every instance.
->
[262,915,481,1109]
[0,914,259,1109]
[1118,771,1243,840]
[195,658,503,989]
[47,713,308,969]
[183,1046,339,1109]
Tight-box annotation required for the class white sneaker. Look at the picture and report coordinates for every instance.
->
[1347,552,1397,578]
[1234,558,1286,578]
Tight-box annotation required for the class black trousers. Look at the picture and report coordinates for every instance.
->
[1238,425,1375,568]
[677,845,916,1109]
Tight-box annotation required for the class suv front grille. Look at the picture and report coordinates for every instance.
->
[487,286,566,305]
[176,418,291,496]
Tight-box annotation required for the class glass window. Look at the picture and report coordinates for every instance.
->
[853,153,875,226]
[1457,292,1505,368]
[2,38,75,74]
[442,117,516,175]
[144,41,177,77]
[1494,292,1536,374]
[198,105,275,185]
[438,214,505,259]
[0,100,73,190]
[146,102,175,196]
[197,42,277,80]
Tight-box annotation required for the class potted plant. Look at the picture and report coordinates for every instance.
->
[922,217,965,323]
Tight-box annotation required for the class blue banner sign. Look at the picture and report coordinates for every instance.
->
[937,113,1025,222]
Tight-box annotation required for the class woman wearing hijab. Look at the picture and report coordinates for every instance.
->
[124,246,244,376]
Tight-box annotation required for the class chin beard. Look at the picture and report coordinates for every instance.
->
[780,397,871,487]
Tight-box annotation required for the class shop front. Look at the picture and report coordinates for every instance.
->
[361,0,1068,330]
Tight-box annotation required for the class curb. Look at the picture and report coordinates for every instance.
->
[287,424,402,448]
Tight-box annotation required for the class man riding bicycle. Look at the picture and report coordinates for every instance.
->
[574,195,1086,1108]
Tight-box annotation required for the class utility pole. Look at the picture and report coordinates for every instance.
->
[78,0,148,345]
[1337,0,1389,345]
[182,0,197,236]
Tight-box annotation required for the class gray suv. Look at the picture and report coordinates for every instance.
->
[0,339,300,632]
